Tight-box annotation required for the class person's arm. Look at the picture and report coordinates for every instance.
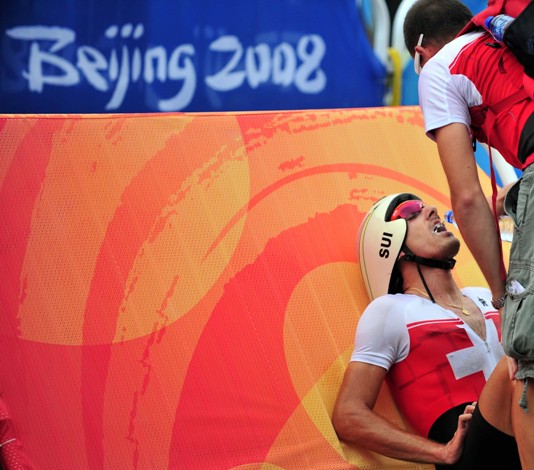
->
[434,123,506,300]
[332,361,472,465]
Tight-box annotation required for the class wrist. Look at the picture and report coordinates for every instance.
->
[438,443,458,466]
[491,294,506,310]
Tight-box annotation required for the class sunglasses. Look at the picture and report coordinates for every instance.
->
[390,199,424,221]
[414,33,424,75]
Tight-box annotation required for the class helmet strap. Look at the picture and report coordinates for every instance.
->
[399,250,457,303]
[417,262,436,303]
[399,252,456,270]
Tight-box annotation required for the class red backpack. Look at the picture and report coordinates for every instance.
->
[459,0,534,97]
[463,0,531,24]
[455,0,534,166]
[455,0,534,157]
[458,0,534,280]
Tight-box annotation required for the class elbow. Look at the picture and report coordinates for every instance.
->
[332,410,348,441]
[332,405,365,443]
[451,189,485,217]
[452,191,477,210]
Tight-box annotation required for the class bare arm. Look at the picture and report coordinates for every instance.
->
[434,123,506,299]
[332,362,472,465]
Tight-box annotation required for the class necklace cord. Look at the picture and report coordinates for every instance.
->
[404,286,470,315]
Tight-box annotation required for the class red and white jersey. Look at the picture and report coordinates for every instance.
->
[418,31,534,169]
[351,287,503,437]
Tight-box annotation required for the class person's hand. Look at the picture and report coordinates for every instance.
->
[442,402,476,464]
[507,356,518,380]
[486,182,515,217]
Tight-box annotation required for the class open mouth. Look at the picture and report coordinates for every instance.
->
[433,222,447,233]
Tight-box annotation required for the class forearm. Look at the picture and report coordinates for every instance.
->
[334,407,454,465]
[452,193,506,298]
[334,361,468,465]
[434,124,506,299]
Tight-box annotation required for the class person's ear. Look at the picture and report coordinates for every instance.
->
[417,42,439,64]
[414,44,425,58]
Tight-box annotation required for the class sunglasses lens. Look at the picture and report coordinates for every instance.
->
[391,200,423,221]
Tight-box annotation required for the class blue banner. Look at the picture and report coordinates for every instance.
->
[1,0,388,113]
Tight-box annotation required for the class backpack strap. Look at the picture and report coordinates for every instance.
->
[492,87,530,114]
[486,145,508,283]
[483,86,528,283]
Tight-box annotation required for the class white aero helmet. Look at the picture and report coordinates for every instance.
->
[357,193,420,301]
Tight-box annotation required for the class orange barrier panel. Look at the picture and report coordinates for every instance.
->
[0,108,501,469]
